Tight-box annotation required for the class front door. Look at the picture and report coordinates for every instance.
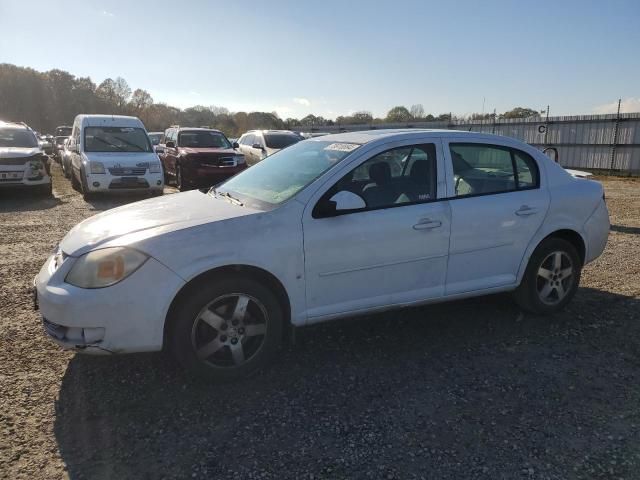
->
[443,140,550,294]
[302,141,451,320]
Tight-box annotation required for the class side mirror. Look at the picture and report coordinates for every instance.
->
[252,143,264,150]
[165,141,176,149]
[232,141,239,149]
[316,190,366,217]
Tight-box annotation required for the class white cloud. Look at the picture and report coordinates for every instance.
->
[293,97,311,107]
[101,10,115,17]
[594,97,640,114]
[189,91,200,96]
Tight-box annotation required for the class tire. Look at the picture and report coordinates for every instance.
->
[514,237,582,315]
[168,275,284,381]
[71,167,81,191]
[176,163,185,192]
[79,167,95,201]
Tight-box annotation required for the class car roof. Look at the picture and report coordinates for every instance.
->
[307,129,523,146]
[75,115,145,128]
[246,130,298,135]
[0,120,30,130]
[177,127,223,133]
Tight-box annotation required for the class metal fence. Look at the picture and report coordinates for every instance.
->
[299,112,640,174]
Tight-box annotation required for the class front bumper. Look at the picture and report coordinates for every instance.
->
[35,252,185,354]
[84,172,164,193]
[0,175,51,188]
[182,164,247,188]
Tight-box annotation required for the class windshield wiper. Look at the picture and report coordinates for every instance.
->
[112,136,145,151]
[216,190,244,206]
[92,136,126,151]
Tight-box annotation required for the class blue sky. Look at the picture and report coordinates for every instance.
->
[1,0,639,119]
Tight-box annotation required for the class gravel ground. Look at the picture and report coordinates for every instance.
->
[1,163,639,479]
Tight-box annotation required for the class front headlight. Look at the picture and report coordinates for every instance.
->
[65,247,149,288]
[149,163,161,173]
[90,161,105,174]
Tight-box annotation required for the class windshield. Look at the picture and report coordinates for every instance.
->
[217,140,360,208]
[264,133,301,149]
[55,136,68,145]
[178,131,231,148]
[148,133,162,145]
[84,126,153,153]
[55,127,72,136]
[0,128,39,148]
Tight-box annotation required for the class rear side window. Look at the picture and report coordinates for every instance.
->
[450,143,539,197]
[264,133,300,149]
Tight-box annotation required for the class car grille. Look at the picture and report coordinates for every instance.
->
[108,167,147,176]
[199,156,237,167]
[109,178,150,189]
[43,318,66,340]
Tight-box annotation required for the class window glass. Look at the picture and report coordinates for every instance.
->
[335,144,437,210]
[218,140,359,208]
[177,130,231,148]
[450,144,516,196]
[84,127,153,153]
[244,134,255,146]
[264,133,301,149]
[148,133,162,145]
[514,150,538,188]
[0,128,38,148]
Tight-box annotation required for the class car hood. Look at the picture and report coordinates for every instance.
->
[60,191,260,256]
[179,147,239,156]
[0,147,42,159]
[84,151,159,167]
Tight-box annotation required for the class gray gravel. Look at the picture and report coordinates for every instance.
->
[1,164,640,479]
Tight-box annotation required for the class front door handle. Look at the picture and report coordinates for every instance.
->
[413,219,442,230]
[515,205,539,217]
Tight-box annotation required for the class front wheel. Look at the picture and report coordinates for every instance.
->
[169,276,284,381]
[514,237,582,315]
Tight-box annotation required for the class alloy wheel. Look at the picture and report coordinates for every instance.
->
[536,251,574,306]
[191,294,268,368]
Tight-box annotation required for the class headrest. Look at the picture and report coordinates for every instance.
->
[369,162,391,184]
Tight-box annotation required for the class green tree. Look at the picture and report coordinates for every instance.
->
[500,107,541,119]
[386,106,412,122]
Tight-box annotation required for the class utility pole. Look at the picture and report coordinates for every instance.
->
[544,105,550,145]
[610,98,622,172]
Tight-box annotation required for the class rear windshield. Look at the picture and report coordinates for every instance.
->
[0,128,38,148]
[148,133,162,145]
[264,133,301,149]
[84,127,152,153]
[178,131,231,149]
[55,127,72,136]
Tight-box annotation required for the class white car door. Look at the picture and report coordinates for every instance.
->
[302,140,451,320]
[443,139,550,295]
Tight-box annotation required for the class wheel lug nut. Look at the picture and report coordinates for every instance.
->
[220,335,227,342]
[238,328,245,334]
[231,338,238,345]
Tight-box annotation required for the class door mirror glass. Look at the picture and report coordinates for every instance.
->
[165,141,176,148]
[330,190,366,211]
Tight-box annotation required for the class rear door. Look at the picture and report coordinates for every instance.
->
[443,139,550,294]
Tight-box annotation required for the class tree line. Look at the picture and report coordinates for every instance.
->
[0,63,542,136]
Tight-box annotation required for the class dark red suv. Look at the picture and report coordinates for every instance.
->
[159,127,247,191]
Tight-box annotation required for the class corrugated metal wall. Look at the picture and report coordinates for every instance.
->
[302,113,640,173]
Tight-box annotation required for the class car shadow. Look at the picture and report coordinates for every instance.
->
[0,189,63,212]
[610,224,640,235]
[54,288,640,479]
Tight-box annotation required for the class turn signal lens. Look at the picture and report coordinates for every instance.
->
[65,247,148,288]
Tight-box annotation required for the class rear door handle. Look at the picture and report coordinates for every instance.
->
[515,205,539,216]
[413,219,442,230]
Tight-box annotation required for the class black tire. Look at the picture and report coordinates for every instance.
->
[176,163,185,191]
[514,237,582,315]
[71,167,81,191]
[168,275,284,381]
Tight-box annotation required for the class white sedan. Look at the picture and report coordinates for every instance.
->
[35,130,610,380]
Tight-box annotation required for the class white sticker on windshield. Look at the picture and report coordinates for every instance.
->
[324,143,359,152]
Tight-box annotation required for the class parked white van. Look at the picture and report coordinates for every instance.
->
[68,115,163,199]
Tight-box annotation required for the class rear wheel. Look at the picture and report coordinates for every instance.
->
[514,237,581,314]
[176,163,185,191]
[169,276,283,381]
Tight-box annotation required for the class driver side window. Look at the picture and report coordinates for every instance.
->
[327,144,438,211]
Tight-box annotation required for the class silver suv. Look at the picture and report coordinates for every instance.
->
[0,121,52,196]
[236,130,302,165]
